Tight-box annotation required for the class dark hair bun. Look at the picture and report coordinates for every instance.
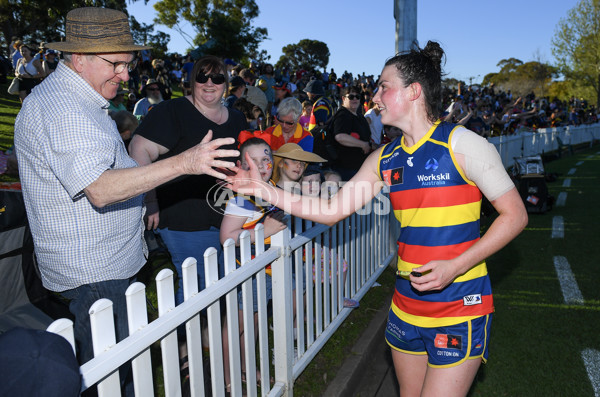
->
[422,41,444,70]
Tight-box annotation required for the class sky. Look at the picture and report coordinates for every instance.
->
[128,0,578,85]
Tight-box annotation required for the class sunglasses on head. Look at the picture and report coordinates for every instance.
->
[346,94,361,100]
[276,116,296,126]
[196,71,226,85]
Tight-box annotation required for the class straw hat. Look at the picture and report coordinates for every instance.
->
[273,143,327,163]
[45,7,151,53]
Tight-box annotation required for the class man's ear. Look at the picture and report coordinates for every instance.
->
[70,53,86,73]
[409,82,422,101]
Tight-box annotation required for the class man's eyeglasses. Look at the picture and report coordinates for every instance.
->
[95,55,137,74]
[276,116,296,126]
[346,94,361,100]
[196,72,226,85]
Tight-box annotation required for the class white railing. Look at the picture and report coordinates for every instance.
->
[489,123,600,167]
[47,190,400,397]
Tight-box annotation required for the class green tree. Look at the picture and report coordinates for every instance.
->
[0,0,127,54]
[481,58,555,98]
[275,39,329,72]
[552,0,600,105]
[152,0,267,60]
[130,16,170,59]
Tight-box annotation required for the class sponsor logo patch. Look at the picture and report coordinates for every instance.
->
[463,294,482,306]
[425,158,439,171]
[434,333,462,350]
[382,167,404,186]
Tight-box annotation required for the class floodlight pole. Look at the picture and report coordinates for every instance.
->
[394,0,418,54]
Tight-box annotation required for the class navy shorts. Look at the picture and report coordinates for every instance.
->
[385,308,492,367]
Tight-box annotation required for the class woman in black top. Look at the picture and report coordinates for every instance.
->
[129,56,247,304]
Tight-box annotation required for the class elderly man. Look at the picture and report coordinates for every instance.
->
[13,6,237,380]
[133,78,164,119]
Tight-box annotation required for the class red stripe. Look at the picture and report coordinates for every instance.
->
[392,290,493,318]
[390,185,481,210]
[397,239,479,264]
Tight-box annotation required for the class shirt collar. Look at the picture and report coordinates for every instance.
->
[56,61,111,109]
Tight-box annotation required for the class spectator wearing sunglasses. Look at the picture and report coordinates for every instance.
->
[329,85,373,180]
[237,97,314,152]
[133,79,164,120]
[130,55,247,305]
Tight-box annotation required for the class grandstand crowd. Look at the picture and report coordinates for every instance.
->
[3,38,599,142]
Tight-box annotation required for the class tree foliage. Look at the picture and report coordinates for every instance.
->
[0,0,127,53]
[152,0,267,60]
[130,16,170,60]
[275,39,330,72]
[481,58,557,98]
[552,0,600,105]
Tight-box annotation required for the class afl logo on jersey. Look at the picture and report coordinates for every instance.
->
[382,167,404,186]
[425,158,439,171]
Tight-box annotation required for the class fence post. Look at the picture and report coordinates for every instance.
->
[222,239,243,396]
[125,282,154,397]
[89,298,121,396]
[271,226,293,396]
[47,318,76,355]
[239,230,258,397]
[181,257,205,397]
[253,224,272,393]
[204,247,225,396]
[156,268,182,397]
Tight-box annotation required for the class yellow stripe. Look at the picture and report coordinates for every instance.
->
[391,304,480,328]
[402,120,441,154]
[394,201,481,227]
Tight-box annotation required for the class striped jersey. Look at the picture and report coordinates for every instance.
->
[378,120,493,327]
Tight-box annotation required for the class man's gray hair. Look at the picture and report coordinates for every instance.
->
[277,97,302,121]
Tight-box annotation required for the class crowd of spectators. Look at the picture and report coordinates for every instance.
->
[5,36,599,140]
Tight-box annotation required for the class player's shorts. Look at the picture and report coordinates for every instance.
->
[385,308,492,367]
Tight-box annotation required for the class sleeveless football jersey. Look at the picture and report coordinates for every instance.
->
[378,121,493,327]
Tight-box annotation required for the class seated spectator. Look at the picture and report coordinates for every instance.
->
[298,100,312,130]
[42,50,59,75]
[233,97,265,131]
[224,76,246,109]
[380,125,403,145]
[238,97,314,152]
[243,85,269,120]
[108,88,129,113]
[109,110,139,148]
[133,79,164,119]
[271,81,293,122]
[364,102,383,146]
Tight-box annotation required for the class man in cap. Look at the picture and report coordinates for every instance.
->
[133,78,164,119]
[14,6,238,379]
[305,78,333,132]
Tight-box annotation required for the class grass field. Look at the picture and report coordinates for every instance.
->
[2,76,599,396]
[467,146,600,396]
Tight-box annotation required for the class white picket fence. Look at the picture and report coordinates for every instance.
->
[47,191,400,397]
[489,123,600,167]
[44,123,600,397]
